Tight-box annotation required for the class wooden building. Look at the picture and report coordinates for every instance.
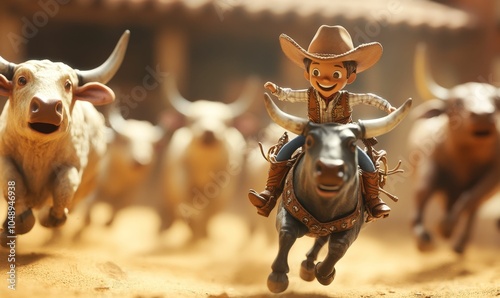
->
[2,0,496,123]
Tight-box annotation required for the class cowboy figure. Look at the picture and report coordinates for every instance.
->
[248,25,397,218]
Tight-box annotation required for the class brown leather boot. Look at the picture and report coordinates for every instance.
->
[248,158,293,217]
[361,170,390,218]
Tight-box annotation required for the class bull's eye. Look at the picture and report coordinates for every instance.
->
[17,76,27,86]
[64,80,72,91]
[305,135,315,149]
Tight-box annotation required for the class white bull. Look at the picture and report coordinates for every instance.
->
[162,78,256,240]
[0,31,129,245]
[80,108,166,230]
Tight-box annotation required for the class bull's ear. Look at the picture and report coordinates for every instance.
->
[74,82,115,106]
[0,74,13,97]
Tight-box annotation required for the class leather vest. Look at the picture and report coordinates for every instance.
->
[307,88,352,124]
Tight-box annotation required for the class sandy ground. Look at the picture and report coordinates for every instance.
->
[0,195,499,298]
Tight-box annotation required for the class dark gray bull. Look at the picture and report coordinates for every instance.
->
[263,94,412,293]
[410,45,500,254]
[0,31,129,243]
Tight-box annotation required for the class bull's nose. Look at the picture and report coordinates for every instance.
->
[316,158,345,178]
[29,97,63,126]
[201,130,216,145]
[471,110,494,123]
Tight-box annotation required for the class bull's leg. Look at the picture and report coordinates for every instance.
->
[1,187,35,236]
[412,214,435,250]
[1,208,35,247]
[0,164,36,246]
[412,162,439,252]
[438,195,460,239]
[188,219,209,241]
[2,208,35,235]
[315,231,355,286]
[440,174,498,239]
[40,166,80,228]
[267,207,303,293]
[412,187,436,251]
[452,210,478,254]
[300,235,329,281]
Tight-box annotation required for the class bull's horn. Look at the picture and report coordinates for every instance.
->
[414,43,449,100]
[228,76,260,117]
[358,99,412,139]
[166,76,192,117]
[76,30,130,86]
[0,56,16,80]
[264,93,307,135]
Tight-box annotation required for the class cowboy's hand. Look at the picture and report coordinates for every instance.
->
[264,82,277,93]
[388,106,397,113]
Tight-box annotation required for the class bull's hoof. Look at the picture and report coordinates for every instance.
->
[300,260,316,282]
[0,230,14,248]
[452,237,467,255]
[39,208,67,228]
[413,226,435,252]
[452,243,466,255]
[267,272,289,293]
[416,234,435,252]
[17,209,36,234]
[438,217,453,239]
[3,209,36,235]
[315,262,335,285]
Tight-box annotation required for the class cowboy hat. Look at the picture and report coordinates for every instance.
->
[280,25,383,73]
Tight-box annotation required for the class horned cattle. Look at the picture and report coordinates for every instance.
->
[82,109,166,229]
[263,94,411,293]
[409,45,500,254]
[0,31,129,244]
[241,123,292,241]
[162,78,255,240]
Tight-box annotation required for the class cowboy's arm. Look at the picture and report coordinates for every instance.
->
[265,81,308,103]
[349,92,396,113]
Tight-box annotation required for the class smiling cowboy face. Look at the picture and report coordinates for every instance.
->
[304,61,357,99]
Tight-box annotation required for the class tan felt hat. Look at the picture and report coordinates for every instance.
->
[279,25,383,73]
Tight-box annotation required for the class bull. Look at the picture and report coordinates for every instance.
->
[409,45,500,254]
[162,78,256,240]
[0,30,129,244]
[80,108,165,230]
[262,93,411,293]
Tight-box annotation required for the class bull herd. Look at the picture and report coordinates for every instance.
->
[0,31,499,290]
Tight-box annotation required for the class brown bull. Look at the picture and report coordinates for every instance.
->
[409,45,500,254]
[0,31,129,244]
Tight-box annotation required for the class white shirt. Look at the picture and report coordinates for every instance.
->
[273,87,393,123]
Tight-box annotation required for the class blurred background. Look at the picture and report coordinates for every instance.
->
[0,1,498,296]
[1,0,498,120]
